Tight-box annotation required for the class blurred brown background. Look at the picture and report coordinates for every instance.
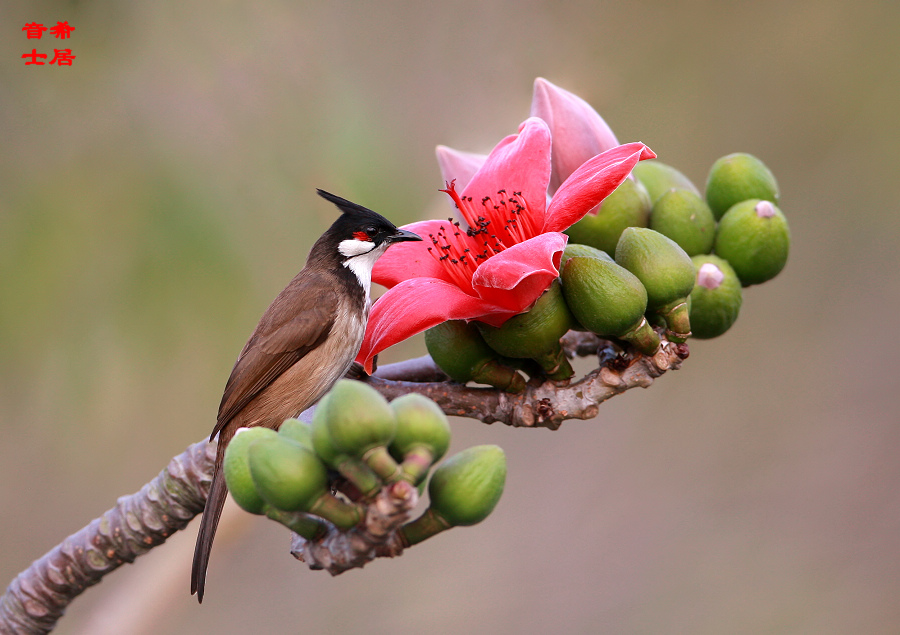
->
[2,1,898,633]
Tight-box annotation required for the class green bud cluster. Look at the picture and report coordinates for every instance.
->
[223,381,506,544]
[704,153,790,288]
[424,154,790,381]
[222,426,342,539]
[312,380,399,489]
[425,280,576,391]
[424,320,526,394]
[631,154,788,338]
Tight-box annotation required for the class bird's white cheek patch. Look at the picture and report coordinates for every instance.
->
[343,242,390,300]
[339,238,376,258]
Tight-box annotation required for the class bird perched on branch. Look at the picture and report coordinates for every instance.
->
[191,190,421,602]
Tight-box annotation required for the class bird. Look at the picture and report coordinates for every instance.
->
[191,189,421,602]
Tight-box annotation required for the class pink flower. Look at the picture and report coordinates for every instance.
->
[355,116,655,373]
[435,77,623,195]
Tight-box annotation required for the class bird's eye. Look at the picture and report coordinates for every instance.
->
[365,226,378,238]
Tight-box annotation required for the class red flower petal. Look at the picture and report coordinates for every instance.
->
[355,278,513,373]
[472,231,565,287]
[461,117,551,233]
[542,142,656,234]
[469,232,566,314]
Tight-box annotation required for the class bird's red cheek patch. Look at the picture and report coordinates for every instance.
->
[353,231,370,241]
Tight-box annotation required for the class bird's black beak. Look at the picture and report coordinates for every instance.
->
[390,228,423,243]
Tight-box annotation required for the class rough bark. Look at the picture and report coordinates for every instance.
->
[0,442,213,635]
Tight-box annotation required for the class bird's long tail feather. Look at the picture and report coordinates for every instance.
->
[191,435,231,603]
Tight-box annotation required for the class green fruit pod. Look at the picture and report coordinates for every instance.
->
[705,152,779,220]
[248,435,329,512]
[390,393,452,484]
[223,427,280,514]
[689,255,743,339]
[424,320,526,393]
[714,199,790,286]
[560,243,614,272]
[428,445,507,527]
[633,160,700,204]
[321,380,396,458]
[561,256,659,355]
[559,244,615,333]
[615,227,695,342]
[310,391,339,466]
[311,392,382,496]
[477,280,575,380]
[390,393,451,463]
[649,188,717,256]
[278,418,313,450]
[564,177,652,255]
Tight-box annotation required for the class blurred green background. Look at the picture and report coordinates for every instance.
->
[2,1,899,633]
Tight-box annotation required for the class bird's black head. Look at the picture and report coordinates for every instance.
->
[315,189,421,263]
[311,190,422,298]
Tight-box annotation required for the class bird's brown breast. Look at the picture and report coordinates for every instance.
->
[230,295,366,429]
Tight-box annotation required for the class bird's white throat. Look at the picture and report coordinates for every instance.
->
[339,239,388,299]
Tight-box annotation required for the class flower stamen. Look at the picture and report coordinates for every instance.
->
[425,221,481,293]
[434,180,547,284]
[440,180,481,228]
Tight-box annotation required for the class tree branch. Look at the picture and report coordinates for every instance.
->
[0,334,687,634]
[0,441,214,635]
[290,480,417,575]
[361,333,688,429]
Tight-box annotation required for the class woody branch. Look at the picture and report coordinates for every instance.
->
[0,335,686,635]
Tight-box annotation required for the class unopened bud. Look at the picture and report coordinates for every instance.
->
[705,152,779,220]
[615,227,695,342]
[428,445,507,527]
[714,198,790,286]
[689,255,743,339]
[390,393,452,484]
[223,427,279,514]
[425,320,526,393]
[561,255,659,356]
[248,435,328,513]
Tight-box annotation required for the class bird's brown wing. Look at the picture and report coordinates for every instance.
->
[211,278,338,437]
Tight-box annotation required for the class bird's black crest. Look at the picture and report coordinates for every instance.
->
[317,189,382,219]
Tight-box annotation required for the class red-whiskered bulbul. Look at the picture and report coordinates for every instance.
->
[191,189,421,602]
